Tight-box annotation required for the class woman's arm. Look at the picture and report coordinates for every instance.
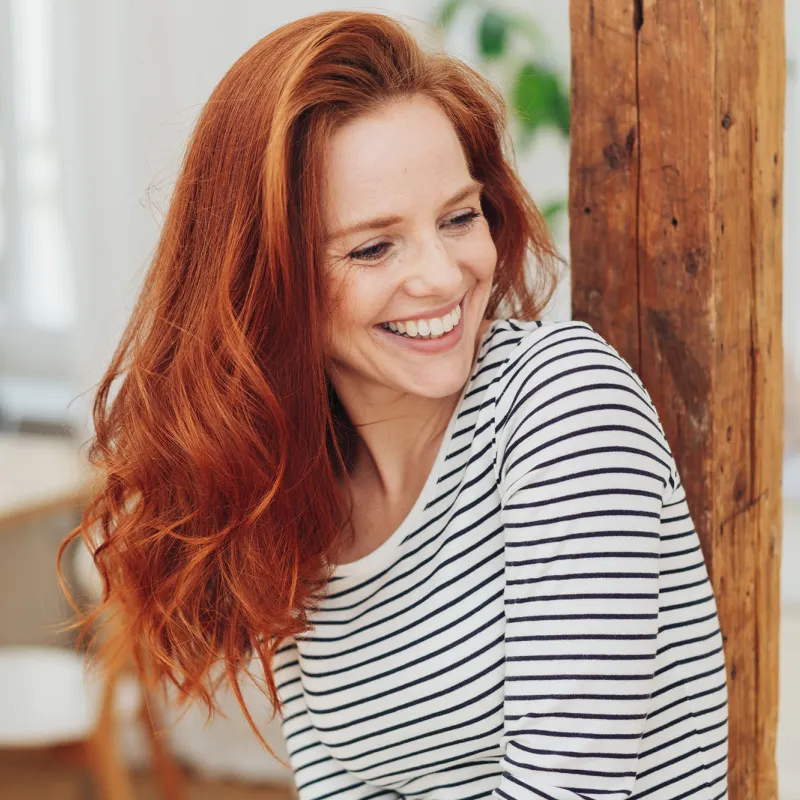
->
[490,323,724,800]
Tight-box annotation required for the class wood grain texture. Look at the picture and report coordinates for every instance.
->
[569,0,785,797]
[569,0,640,359]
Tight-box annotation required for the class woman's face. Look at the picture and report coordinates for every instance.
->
[322,95,497,402]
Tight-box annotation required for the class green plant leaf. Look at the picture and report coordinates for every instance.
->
[553,85,571,136]
[541,199,566,229]
[512,61,569,136]
[436,0,468,28]
[478,10,510,59]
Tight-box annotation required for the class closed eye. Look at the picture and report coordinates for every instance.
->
[348,210,483,263]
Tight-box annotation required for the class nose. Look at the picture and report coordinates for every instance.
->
[402,233,463,300]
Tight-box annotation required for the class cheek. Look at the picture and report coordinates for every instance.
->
[472,230,498,282]
[323,268,357,359]
[325,267,386,335]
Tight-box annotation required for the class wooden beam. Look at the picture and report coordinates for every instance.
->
[569,1,785,797]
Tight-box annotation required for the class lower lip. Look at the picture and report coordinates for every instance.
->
[374,300,465,354]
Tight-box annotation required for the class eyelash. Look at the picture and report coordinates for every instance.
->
[348,210,483,262]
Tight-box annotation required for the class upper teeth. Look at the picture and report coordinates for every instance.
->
[382,303,461,338]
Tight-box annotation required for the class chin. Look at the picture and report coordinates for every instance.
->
[385,352,475,399]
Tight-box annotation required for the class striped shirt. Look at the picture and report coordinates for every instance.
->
[272,318,729,800]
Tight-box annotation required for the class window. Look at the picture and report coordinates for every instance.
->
[0,0,76,384]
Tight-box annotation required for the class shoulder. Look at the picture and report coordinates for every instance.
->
[476,318,603,390]
[486,317,645,406]
[488,317,652,417]
[489,316,626,368]
[487,318,674,489]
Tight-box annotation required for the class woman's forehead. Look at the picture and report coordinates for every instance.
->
[323,97,472,223]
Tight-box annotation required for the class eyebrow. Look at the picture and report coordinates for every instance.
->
[326,179,484,243]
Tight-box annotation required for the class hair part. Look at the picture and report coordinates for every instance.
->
[57,9,562,759]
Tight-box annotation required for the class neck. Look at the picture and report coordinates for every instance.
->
[328,318,492,503]
[333,380,463,502]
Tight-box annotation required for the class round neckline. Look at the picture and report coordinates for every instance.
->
[331,320,498,579]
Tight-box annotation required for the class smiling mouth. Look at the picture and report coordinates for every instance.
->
[377,299,463,340]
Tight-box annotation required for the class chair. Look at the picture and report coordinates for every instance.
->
[0,644,138,799]
[0,542,186,799]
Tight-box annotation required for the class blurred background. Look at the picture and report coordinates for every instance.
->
[0,1,796,798]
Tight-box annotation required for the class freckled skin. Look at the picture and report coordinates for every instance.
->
[322,95,498,407]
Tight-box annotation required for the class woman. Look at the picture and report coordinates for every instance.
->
[59,10,728,799]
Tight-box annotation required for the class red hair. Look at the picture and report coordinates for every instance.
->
[57,10,561,758]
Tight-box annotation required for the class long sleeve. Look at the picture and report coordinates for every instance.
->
[490,324,677,800]
[272,638,401,800]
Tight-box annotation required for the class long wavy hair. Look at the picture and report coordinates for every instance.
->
[57,9,561,757]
